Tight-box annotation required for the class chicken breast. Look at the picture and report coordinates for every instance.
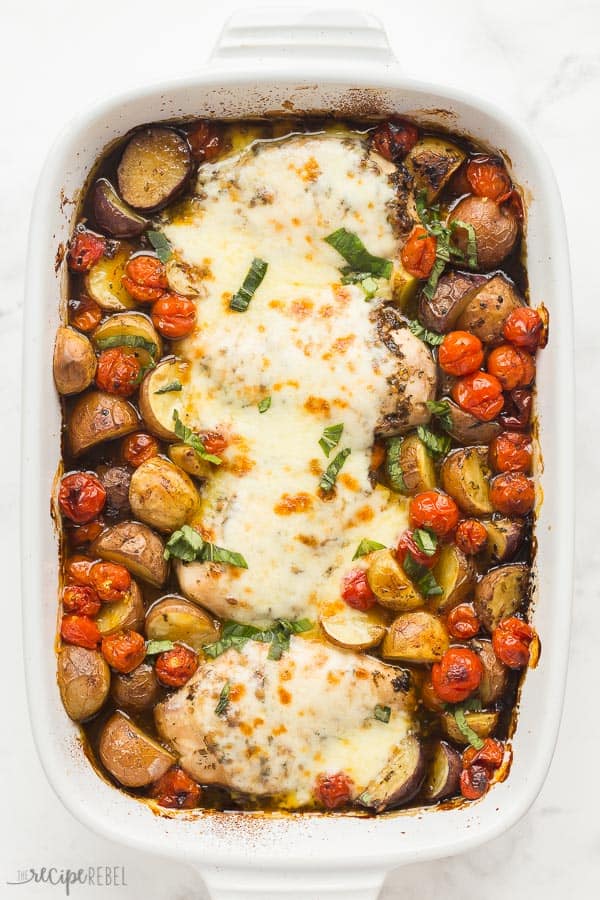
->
[155,636,417,807]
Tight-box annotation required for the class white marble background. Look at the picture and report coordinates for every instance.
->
[1,0,598,896]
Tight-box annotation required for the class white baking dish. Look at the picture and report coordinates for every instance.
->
[21,10,573,899]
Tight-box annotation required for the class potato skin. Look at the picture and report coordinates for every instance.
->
[418,270,487,334]
[69,391,139,456]
[111,662,161,712]
[398,433,437,495]
[474,563,529,632]
[53,326,96,395]
[441,446,493,516]
[455,274,523,345]
[471,638,508,704]
[431,544,476,613]
[91,520,167,587]
[320,605,387,651]
[366,549,423,612]
[450,197,519,270]
[117,127,192,213]
[382,611,449,663]
[129,457,199,532]
[444,399,501,446]
[441,710,499,745]
[95,579,145,636]
[99,711,175,787]
[97,465,132,517]
[145,596,220,651]
[422,741,462,802]
[57,645,110,721]
[92,178,149,238]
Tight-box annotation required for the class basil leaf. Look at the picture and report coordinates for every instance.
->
[352,538,386,560]
[214,681,231,716]
[95,334,158,358]
[319,423,344,457]
[172,409,222,465]
[325,228,392,279]
[426,399,452,432]
[451,219,478,269]
[406,319,444,346]
[267,631,287,661]
[412,528,438,557]
[258,396,271,413]
[374,704,391,723]
[203,618,313,660]
[453,705,485,750]
[319,447,351,492]
[230,258,268,312]
[164,524,247,569]
[154,379,182,395]
[402,553,443,597]
[145,639,175,656]
[360,276,380,300]
[385,437,408,494]
[417,425,451,460]
[147,230,173,263]
[201,541,248,569]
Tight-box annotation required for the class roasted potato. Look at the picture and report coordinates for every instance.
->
[91,521,168,587]
[145,596,220,651]
[117,126,192,212]
[110,662,161,712]
[53,326,96,395]
[96,579,145,636]
[366,549,423,612]
[97,465,132,518]
[168,443,212,479]
[320,603,387,651]
[441,710,499,745]
[390,259,418,309]
[138,358,190,440]
[166,258,206,297]
[358,735,426,812]
[98,711,175,787]
[129,456,199,532]
[85,242,137,311]
[92,312,162,368]
[390,433,436,496]
[431,544,476,613]
[422,741,462,802]
[68,391,139,456]
[482,517,525,564]
[417,270,487,334]
[57,645,110,721]
[443,398,502,446]
[449,197,519,270]
[474,563,529,632]
[406,137,466,203]
[382,611,449,663]
[471,638,508,705]
[92,178,149,238]
[455,274,524,345]
[441,446,493,516]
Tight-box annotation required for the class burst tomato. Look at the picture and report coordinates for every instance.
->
[409,491,459,537]
[151,294,196,339]
[68,519,104,547]
[62,584,101,616]
[341,568,377,611]
[95,347,142,397]
[460,764,490,800]
[455,519,488,555]
[202,431,229,455]
[155,645,199,687]
[431,647,483,703]
[438,331,484,377]
[121,275,165,303]
[314,772,355,809]
[502,307,544,352]
[499,388,532,430]
[400,226,437,279]
[150,767,202,809]
[452,371,504,421]
[466,159,512,201]
[187,121,223,162]
[492,617,537,669]
[446,603,480,640]
[490,431,532,473]
[58,472,106,524]
[65,555,95,585]
[122,432,160,467]
[68,295,102,332]
[487,344,535,390]
[61,615,101,649]
[101,630,146,674]
[462,738,505,771]
[122,255,169,302]
[396,529,440,568]
[371,118,419,161]
[89,561,131,601]
[67,230,106,272]
[490,472,535,515]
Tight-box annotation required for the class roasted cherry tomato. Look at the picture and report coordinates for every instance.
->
[452,371,504,422]
[462,738,505,771]
[490,472,535,515]
[62,584,101,617]
[121,275,165,303]
[499,387,532,430]
[487,344,535,390]
[502,307,544,352]
[150,767,202,809]
[431,647,483,703]
[314,772,355,810]
[187,121,223,162]
[61,614,101,649]
[95,347,142,397]
[202,430,229,455]
[455,519,488,556]
[155,644,199,687]
[89,561,131,601]
[341,568,377,611]
[58,472,106,524]
[122,432,160,468]
[371,118,419,162]
[151,293,196,340]
[466,158,512,202]
[101,629,146,674]
[400,226,437,279]
[67,229,106,272]
[122,255,168,302]
[492,617,537,669]
[490,431,532,473]
[68,518,104,547]
[438,331,484,377]
[396,529,440,569]
[68,295,102,332]
[409,491,459,537]
[65,555,95,585]
[446,603,480,640]
[460,763,490,800]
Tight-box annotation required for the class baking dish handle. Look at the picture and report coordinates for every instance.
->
[198,865,385,900]
[210,8,397,67]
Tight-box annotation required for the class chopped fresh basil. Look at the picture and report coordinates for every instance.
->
[341,269,380,300]
[360,276,380,301]
[258,396,271,413]
[319,447,351,492]
[214,681,231,717]
[417,425,451,460]
[172,409,222,465]
[412,528,438,557]
[147,230,173,263]
[164,524,247,569]
[230,258,268,312]
[414,191,478,295]
[201,541,248,569]
[374,704,391,723]
[426,399,453,432]
[453,704,485,750]
[145,639,175,656]
[95,334,159,358]
[325,228,392,279]
[154,379,182,394]
[385,437,408,494]
[319,423,344,457]
[203,618,312,661]
[451,219,478,269]
[406,319,444,347]
[402,553,443,597]
[352,538,386,560]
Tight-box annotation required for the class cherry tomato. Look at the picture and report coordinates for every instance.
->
[502,307,544,352]
[155,645,199,687]
[460,764,490,800]
[371,118,419,161]
[67,229,106,272]
[314,772,355,810]
[151,293,196,340]
[68,295,102,332]
[68,518,104,547]
[101,630,146,674]
[462,738,505,772]
[492,617,537,668]
[420,676,446,713]
[400,226,437,279]
[438,331,484,377]
[150,767,202,809]
[89,561,131,601]
[121,275,165,303]
[490,432,532,473]
[452,371,504,422]
[95,347,142,397]
[122,432,160,468]
[341,568,377,611]
[446,603,480,640]
[61,614,101,649]
[187,121,223,162]
[409,491,460,537]
[125,255,168,289]
[202,430,229,455]
[396,529,440,569]
[65,555,95,585]
[466,159,512,202]
[431,647,483,703]
[58,472,106,524]
[487,344,535,390]
[490,472,535,515]
[499,388,532,430]
[455,519,488,555]
[62,584,101,616]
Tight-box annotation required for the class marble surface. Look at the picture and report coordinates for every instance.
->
[2,0,598,896]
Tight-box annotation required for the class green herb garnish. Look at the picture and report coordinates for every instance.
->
[406,319,444,347]
[352,538,387,560]
[230,258,268,312]
[374,704,391,723]
[95,334,159,358]
[147,230,173,263]
[402,553,443,597]
[319,423,344,457]
[412,528,438,557]
[426,399,453,432]
[319,447,351,492]
[453,703,485,750]
[154,379,183,395]
[164,524,247,569]
[341,270,381,300]
[414,191,478,298]
[215,681,231,717]
[385,437,408,494]
[325,228,392,279]
[258,396,271,413]
[203,618,312,661]
[145,640,175,656]
[172,409,222,465]
[451,219,478,269]
[417,425,451,460]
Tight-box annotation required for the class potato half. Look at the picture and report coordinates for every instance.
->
[474,563,529,632]
[139,358,190,440]
[91,521,168,588]
[320,604,388,651]
[92,312,162,368]
[168,443,213,479]
[85,243,137,311]
[441,446,493,516]
[455,274,523,344]
[111,663,161,713]
[430,544,476,613]
[382,611,449,664]
[99,711,175,787]
[145,596,220,651]
[366,549,423,612]
[397,433,437,496]
[441,710,499,745]
[443,399,501,447]
[57,646,110,722]
[129,456,199,533]
[95,579,145,636]
[68,391,139,456]
[53,326,96,395]
[406,137,466,203]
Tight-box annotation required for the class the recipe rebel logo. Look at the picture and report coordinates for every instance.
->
[6,866,128,895]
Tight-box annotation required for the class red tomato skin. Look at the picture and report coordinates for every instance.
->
[396,530,440,568]
[446,603,480,640]
[466,159,512,201]
[460,764,490,800]
[452,372,504,422]
[61,615,101,649]
[67,230,106,272]
[409,491,460,537]
[122,432,160,467]
[492,617,536,668]
[438,331,484,377]
[490,472,535,515]
[371,119,419,161]
[101,629,146,674]
[58,472,106,524]
[431,647,483,703]
[62,584,101,616]
[150,767,202,808]
[95,348,142,397]
[314,772,355,809]
[341,569,377,611]
[455,519,488,555]
[487,344,535,390]
[489,432,532,473]
[89,561,131,602]
[151,294,196,340]
[502,307,544,352]
[155,645,199,687]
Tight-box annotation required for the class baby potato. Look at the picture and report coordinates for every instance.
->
[111,662,161,712]
[366,550,423,612]
[382,611,449,664]
[406,137,466,203]
[455,274,524,345]
[145,596,220,651]
[99,711,175,787]
[430,544,476,613]
[91,521,168,588]
[441,710,499,745]
[398,433,437,495]
[449,198,519,271]
[320,603,388,651]
[129,457,199,533]
[85,242,137,311]
[474,563,529,632]
[53,326,96,395]
[96,579,145,636]
[441,446,493,517]
[68,391,139,457]
[168,443,212,479]
[57,645,110,721]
